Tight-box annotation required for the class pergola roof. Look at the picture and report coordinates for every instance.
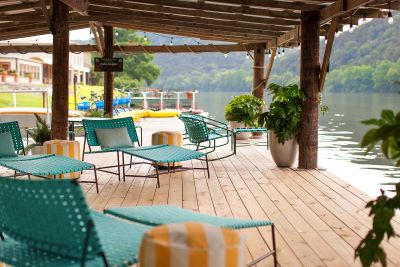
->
[0,0,396,47]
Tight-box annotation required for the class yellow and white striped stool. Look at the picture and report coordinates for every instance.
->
[151,131,183,168]
[43,139,81,179]
[140,222,245,267]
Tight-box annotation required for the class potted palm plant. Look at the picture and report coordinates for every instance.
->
[258,83,305,167]
[27,113,51,154]
[224,94,265,140]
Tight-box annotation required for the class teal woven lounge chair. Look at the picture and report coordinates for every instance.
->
[82,117,141,181]
[0,121,99,193]
[0,178,151,267]
[105,205,277,267]
[179,113,235,161]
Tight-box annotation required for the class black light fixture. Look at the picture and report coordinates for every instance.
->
[388,1,394,24]
[349,15,354,33]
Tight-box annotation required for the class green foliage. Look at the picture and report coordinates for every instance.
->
[84,110,111,118]
[28,113,51,145]
[258,83,305,144]
[361,110,400,166]
[90,28,160,88]
[224,94,265,126]
[355,109,400,267]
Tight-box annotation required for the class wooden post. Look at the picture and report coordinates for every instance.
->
[264,47,277,87]
[252,43,266,99]
[299,10,320,169]
[103,25,114,117]
[51,0,69,140]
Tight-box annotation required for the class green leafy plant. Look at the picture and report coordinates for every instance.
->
[355,109,400,267]
[27,113,51,148]
[258,83,305,144]
[84,110,111,118]
[224,94,265,127]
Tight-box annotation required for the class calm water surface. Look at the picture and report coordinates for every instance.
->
[197,91,400,196]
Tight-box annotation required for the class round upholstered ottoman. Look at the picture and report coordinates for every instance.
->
[43,139,81,179]
[151,131,183,168]
[140,222,245,267]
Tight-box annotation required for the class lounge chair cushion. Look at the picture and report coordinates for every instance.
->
[140,222,245,267]
[0,132,17,158]
[95,127,132,149]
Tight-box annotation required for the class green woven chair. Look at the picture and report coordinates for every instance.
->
[82,117,140,181]
[0,121,99,192]
[105,205,277,267]
[179,113,235,161]
[0,178,151,267]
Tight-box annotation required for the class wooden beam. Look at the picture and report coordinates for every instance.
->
[264,48,277,86]
[0,44,260,53]
[51,0,69,140]
[299,10,320,169]
[92,0,301,20]
[85,8,293,32]
[205,0,324,11]
[252,43,266,99]
[103,25,114,117]
[40,0,54,34]
[90,22,104,56]
[60,0,88,15]
[319,17,338,92]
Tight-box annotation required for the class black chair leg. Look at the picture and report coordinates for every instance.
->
[122,152,126,182]
[94,166,99,193]
[116,151,121,181]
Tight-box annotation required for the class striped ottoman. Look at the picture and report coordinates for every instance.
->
[140,222,245,267]
[151,131,183,168]
[43,139,81,179]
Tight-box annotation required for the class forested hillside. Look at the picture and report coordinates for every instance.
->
[149,13,400,93]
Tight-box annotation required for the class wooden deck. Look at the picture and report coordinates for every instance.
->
[3,117,400,266]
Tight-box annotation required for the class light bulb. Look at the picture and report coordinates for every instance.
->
[282,49,285,56]
[388,11,394,24]
[246,54,250,59]
[349,26,354,33]
[278,51,281,58]
[144,32,147,41]
[170,37,173,46]
[224,53,228,58]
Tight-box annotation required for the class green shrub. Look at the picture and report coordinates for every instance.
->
[224,94,265,126]
[258,83,305,144]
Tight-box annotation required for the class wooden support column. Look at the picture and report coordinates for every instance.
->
[103,25,114,117]
[299,10,320,169]
[252,43,266,99]
[51,0,69,140]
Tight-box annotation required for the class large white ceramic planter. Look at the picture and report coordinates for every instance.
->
[269,132,298,167]
[229,121,250,140]
[30,145,44,155]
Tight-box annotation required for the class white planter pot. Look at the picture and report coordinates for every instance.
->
[229,121,250,140]
[269,132,298,167]
[30,145,44,155]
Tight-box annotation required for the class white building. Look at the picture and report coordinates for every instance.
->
[0,41,91,85]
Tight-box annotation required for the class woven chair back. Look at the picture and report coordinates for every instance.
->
[0,178,103,259]
[0,121,24,154]
[179,114,209,144]
[82,117,139,147]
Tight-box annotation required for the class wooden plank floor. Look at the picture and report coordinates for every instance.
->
[3,117,400,267]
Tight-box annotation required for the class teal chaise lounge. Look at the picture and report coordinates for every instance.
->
[82,117,141,181]
[0,178,151,267]
[0,121,99,193]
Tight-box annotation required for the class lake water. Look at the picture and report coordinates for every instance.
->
[197,91,400,196]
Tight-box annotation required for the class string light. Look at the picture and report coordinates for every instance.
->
[267,49,271,58]
[362,10,367,24]
[277,48,281,58]
[349,15,354,33]
[144,32,148,41]
[388,1,394,24]
[282,48,285,56]
[169,37,173,46]
[325,35,328,44]
[246,53,250,59]
[224,52,228,58]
